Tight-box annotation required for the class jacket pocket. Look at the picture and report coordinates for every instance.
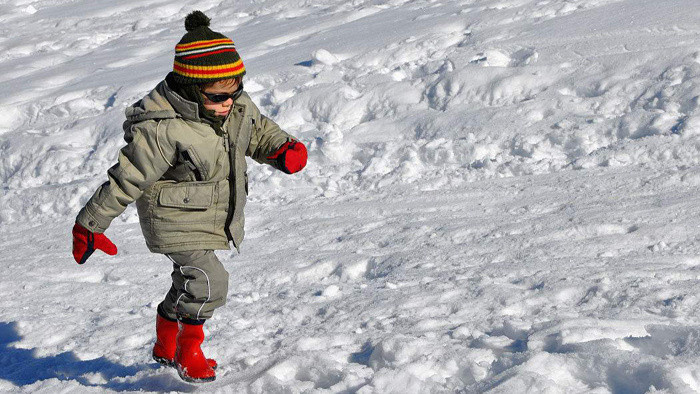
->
[159,182,215,210]
[144,180,229,245]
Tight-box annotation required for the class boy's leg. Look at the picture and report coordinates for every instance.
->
[153,258,219,368]
[162,250,229,321]
[158,283,179,321]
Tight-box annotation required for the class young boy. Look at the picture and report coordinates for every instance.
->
[71,11,307,383]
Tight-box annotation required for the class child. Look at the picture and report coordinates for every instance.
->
[71,11,307,383]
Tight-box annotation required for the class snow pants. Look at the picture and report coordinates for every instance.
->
[158,250,229,321]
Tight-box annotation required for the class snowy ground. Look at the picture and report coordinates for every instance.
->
[1,0,700,392]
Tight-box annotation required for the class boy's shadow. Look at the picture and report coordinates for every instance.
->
[0,321,195,392]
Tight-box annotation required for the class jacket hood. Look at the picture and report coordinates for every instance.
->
[123,80,201,130]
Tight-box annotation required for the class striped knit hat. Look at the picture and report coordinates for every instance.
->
[172,11,246,84]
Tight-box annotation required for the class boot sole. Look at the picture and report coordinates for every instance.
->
[177,368,216,383]
[156,356,216,383]
[153,354,217,370]
[153,355,175,367]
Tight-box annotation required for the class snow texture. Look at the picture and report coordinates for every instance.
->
[1,0,700,392]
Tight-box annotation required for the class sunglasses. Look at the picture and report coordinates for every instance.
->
[201,91,238,103]
[200,81,243,103]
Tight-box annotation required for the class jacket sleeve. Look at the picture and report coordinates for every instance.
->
[246,107,295,170]
[76,121,177,233]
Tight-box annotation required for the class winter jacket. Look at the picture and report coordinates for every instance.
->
[76,80,294,253]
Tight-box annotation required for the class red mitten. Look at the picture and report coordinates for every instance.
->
[72,223,118,264]
[266,141,307,174]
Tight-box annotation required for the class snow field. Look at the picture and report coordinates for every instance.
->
[1,0,700,392]
[3,0,700,222]
[225,168,700,392]
[7,166,700,392]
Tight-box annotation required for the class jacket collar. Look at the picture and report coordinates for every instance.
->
[124,79,201,125]
[159,79,201,122]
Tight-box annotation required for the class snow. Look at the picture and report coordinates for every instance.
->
[1,0,700,392]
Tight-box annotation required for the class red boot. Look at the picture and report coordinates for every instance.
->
[152,314,217,370]
[175,320,216,383]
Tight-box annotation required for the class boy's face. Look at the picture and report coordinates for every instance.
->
[201,78,241,117]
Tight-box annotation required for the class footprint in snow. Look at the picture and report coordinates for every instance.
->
[469,48,538,68]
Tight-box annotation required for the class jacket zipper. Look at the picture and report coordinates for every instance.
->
[223,130,235,241]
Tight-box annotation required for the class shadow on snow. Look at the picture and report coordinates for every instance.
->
[0,321,196,392]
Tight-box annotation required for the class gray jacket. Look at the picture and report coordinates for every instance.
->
[76,80,294,253]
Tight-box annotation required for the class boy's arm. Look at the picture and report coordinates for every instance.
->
[76,121,176,233]
[246,112,296,169]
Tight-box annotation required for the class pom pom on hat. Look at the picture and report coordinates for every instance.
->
[184,10,211,32]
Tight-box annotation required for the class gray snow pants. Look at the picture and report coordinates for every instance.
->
[158,250,229,321]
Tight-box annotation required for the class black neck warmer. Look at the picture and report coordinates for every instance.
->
[165,72,243,135]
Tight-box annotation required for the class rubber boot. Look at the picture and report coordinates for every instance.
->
[153,314,217,369]
[175,320,216,383]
